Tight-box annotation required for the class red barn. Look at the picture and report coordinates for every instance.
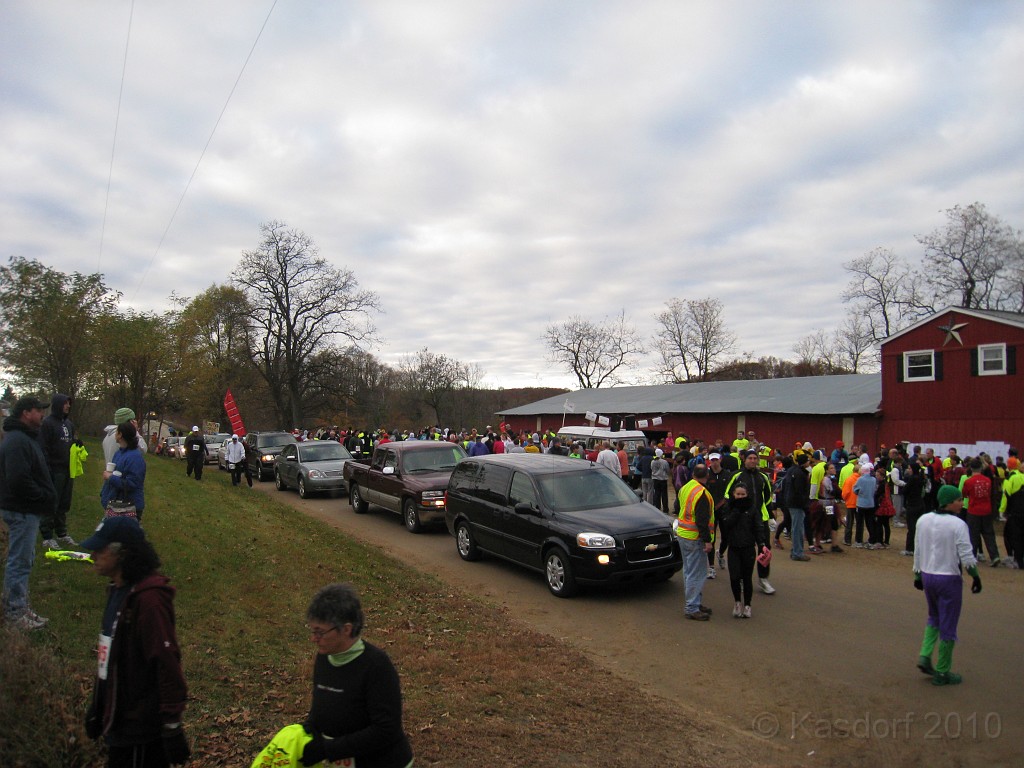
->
[879,307,1023,449]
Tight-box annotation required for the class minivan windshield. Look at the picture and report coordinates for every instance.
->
[536,469,640,513]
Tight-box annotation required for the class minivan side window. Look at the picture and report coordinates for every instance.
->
[508,471,540,511]
[477,464,512,504]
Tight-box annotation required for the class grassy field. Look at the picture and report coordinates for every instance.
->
[1,442,730,767]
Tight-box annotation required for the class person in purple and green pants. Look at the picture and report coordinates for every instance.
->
[913,485,982,686]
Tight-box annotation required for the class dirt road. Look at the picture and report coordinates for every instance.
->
[254,478,1023,767]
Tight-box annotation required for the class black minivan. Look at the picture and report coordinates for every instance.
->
[445,454,682,597]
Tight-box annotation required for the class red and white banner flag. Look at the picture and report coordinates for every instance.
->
[223,389,247,437]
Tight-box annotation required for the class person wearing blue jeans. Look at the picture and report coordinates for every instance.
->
[1,396,57,630]
[783,452,811,562]
[676,465,716,620]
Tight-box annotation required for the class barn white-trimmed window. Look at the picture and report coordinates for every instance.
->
[903,350,935,381]
[977,343,1007,376]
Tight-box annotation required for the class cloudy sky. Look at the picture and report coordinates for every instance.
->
[3,1,1023,389]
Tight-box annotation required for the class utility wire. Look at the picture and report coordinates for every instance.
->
[98,0,135,271]
[129,0,279,302]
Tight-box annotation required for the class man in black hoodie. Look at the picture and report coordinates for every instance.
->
[1,396,57,629]
[38,393,76,548]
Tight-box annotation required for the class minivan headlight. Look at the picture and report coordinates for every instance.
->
[577,532,615,549]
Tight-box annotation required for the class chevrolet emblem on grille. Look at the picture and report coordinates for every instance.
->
[645,543,660,551]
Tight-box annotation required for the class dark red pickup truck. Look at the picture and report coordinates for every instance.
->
[343,441,468,533]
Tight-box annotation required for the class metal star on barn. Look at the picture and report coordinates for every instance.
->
[938,318,968,346]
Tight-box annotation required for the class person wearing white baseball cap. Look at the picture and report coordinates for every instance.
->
[183,426,207,482]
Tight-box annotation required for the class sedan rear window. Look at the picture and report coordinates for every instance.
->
[536,469,639,513]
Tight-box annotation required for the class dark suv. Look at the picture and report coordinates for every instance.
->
[244,431,298,480]
[445,454,681,597]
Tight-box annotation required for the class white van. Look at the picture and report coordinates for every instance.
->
[556,426,649,461]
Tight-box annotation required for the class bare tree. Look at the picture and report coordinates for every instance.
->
[543,311,644,389]
[232,221,379,427]
[916,202,1021,311]
[833,314,878,373]
[399,348,471,424]
[841,248,923,343]
[654,297,736,383]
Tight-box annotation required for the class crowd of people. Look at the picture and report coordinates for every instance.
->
[4,404,1020,762]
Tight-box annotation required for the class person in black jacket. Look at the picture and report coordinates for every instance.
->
[784,452,811,562]
[38,393,76,548]
[720,484,767,618]
[301,583,413,768]
[183,426,207,481]
[1,396,57,630]
[901,462,926,556]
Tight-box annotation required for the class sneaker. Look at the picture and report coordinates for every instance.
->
[742,605,752,619]
[900,550,914,556]
[808,546,825,554]
[791,554,810,562]
[57,535,78,547]
[759,578,776,595]
[718,554,726,570]
[732,602,743,618]
[830,545,844,553]
[707,567,716,580]
[782,532,791,540]
[773,538,785,550]
[932,671,963,686]
[699,604,713,615]
[990,557,1001,568]
[684,611,709,621]
[917,655,935,676]
[24,608,49,625]
[894,521,907,528]
[854,542,866,549]
[7,611,46,631]
[824,538,832,544]
[977,553,987,563]
[41,539,59,550]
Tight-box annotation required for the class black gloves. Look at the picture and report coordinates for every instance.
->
[913,576,923,591]
[971,575,982,594]
[161,723,191,765]
[301,730,327,767]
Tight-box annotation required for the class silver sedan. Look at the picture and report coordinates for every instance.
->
[274,441,353,498]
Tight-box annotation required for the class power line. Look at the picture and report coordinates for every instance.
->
[129,0,279,302]
[98,0,135,272]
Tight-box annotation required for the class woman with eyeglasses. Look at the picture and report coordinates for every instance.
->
[300,583,413,768]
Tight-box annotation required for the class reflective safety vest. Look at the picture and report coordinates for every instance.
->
[676,479,715,542]
[758,444,772,470]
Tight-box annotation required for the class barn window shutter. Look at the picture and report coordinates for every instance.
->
[1009,346,1017,375]
[970,348,979,376]
[934,351,943,381]
[896,355,904,383]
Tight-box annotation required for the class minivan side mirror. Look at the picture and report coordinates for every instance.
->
[514,501,541,517]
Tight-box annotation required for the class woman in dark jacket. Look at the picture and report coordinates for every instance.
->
[100,422,147,521]
[720,484,767,619]
[83,516,189,767]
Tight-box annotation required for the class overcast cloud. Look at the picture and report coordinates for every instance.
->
[3,1,1022,390]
